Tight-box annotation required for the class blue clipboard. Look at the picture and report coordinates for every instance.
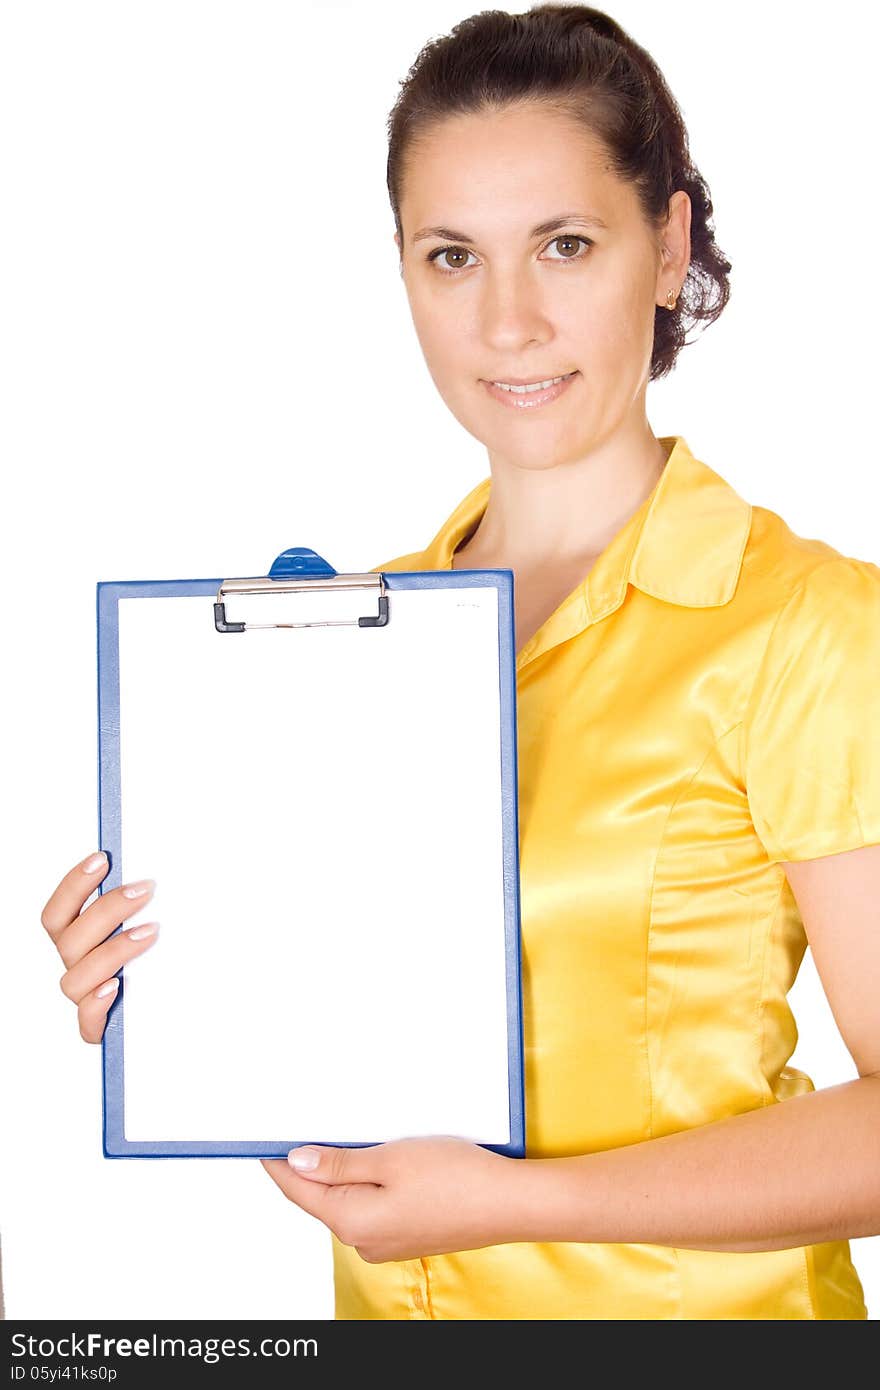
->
[97,547,525,1159]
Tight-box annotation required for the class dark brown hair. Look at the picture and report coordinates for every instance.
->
[386,3,731,381]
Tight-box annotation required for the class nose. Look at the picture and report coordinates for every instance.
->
[479,265,553,355]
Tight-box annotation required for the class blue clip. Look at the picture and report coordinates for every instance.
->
[268,547,337,580]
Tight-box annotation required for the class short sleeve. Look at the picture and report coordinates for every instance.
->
[742,556,880,863]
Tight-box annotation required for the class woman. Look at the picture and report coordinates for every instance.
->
[41,5,880,1319]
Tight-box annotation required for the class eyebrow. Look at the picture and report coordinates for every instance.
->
[411,213,609,245]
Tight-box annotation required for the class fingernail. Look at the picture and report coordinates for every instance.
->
[83,852,107,874]
[288,1147,320,1171]
[122,879,155,899]
[96,979,119,999]
[126,921,159,941]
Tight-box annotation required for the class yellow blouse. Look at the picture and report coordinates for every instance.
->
[331,434,880,1320]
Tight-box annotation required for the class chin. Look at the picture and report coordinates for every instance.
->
[489,413,585,457]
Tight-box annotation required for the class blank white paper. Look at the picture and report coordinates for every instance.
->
[114,582,514,1144]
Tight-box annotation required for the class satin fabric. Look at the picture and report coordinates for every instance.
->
[331,435,879,1319]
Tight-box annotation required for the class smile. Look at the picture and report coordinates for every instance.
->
[481,371,579,410]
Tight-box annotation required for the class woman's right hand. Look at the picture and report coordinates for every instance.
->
[40,851,160,1043]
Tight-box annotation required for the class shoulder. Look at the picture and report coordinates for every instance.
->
[740,498,880,617]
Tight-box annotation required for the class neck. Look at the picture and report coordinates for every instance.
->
[456,420,671,569]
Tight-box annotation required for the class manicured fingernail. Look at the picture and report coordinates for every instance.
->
[96,979,119,999]
[122,879,155,899]
[288,1147,320,1171]
[126,921,159,941]
[83,852,107,874]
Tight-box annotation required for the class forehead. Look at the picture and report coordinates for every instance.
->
[400,103,636,227]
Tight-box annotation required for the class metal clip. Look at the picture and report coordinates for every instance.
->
[214,571,389,633]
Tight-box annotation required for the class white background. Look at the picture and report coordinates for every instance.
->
[1,0,877,1321]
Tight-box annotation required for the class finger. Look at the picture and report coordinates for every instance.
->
[60,922,160,1006]
[55,877,157,970]
[41,851,111,944]
[283,1144,386,1185]
[77,976,121,1044]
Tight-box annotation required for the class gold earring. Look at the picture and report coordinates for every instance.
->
[665,288,677,311]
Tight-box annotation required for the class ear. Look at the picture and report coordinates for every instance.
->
[656,190,691,303]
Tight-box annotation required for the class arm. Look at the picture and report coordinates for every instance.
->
[522,1073,880,1253]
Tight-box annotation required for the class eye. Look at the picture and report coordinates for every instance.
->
[541,234,593,263]
[426,246,478,275]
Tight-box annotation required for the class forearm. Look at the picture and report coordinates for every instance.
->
[511,1075,880,1253]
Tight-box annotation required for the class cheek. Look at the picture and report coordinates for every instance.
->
[423,320,460,369]
[413,305,486,407]
[562,274,653,368]
[408,294,461,371]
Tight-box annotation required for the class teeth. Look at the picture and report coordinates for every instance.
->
[491,374,571,393]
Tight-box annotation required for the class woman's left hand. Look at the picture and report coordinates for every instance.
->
[261,1135,525,1264]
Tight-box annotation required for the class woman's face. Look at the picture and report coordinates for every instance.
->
[396,103,688,470]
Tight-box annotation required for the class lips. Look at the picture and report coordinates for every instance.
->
[481,370,580,410]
